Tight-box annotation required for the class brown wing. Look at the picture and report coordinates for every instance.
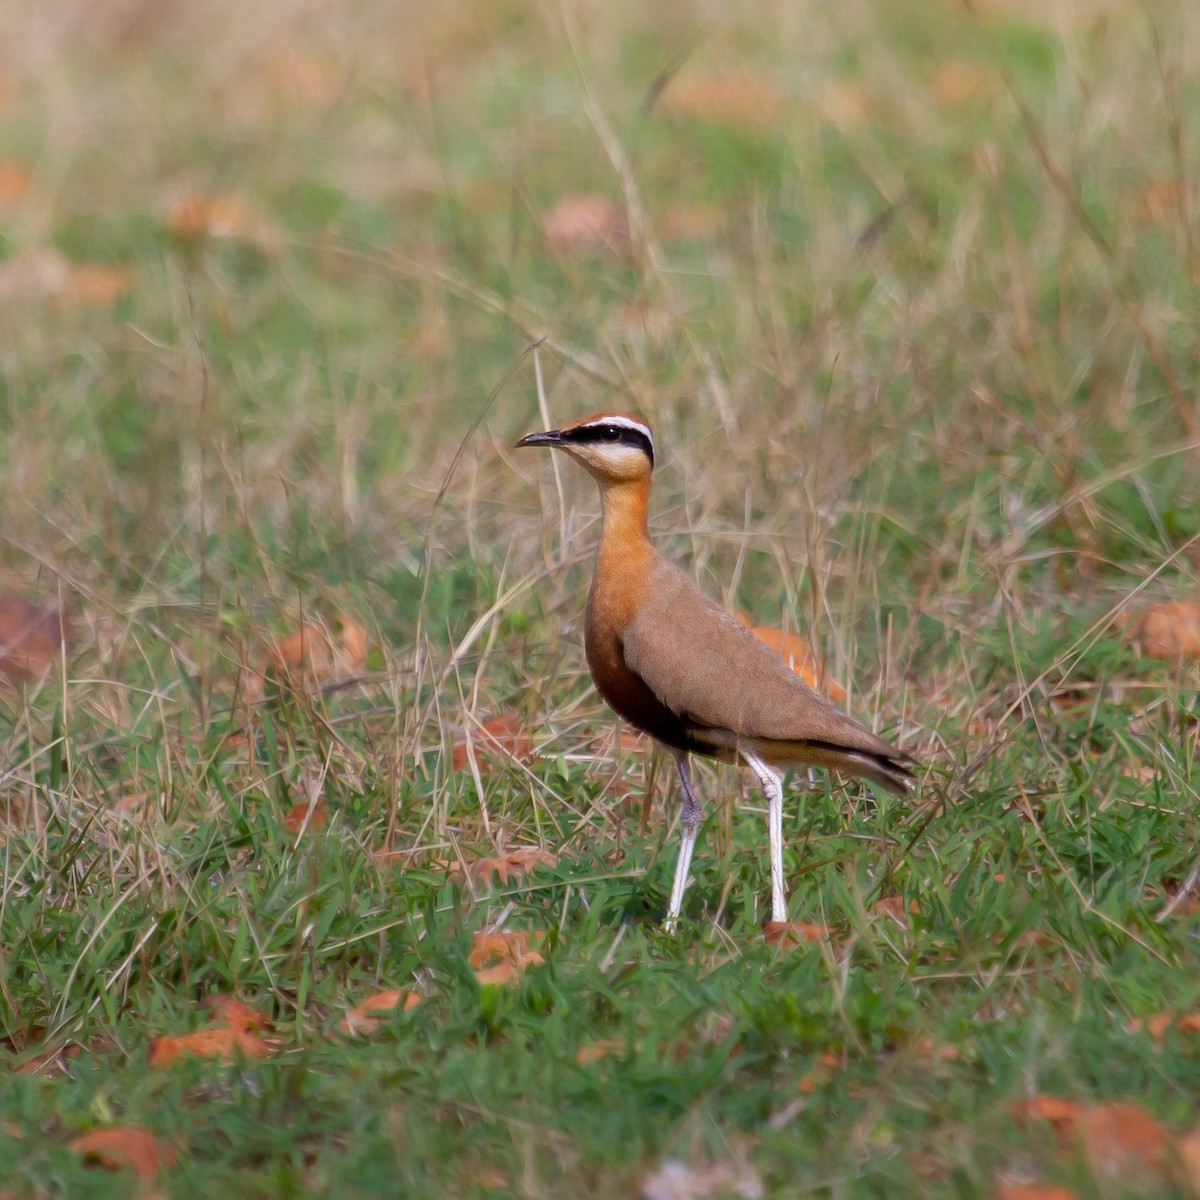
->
[620,555,915,792]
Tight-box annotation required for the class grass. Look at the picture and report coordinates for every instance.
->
[3,0,1200,1194]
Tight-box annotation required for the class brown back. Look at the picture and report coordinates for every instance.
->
[620,553,908,766]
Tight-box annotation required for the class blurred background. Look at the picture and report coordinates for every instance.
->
[1,0,1198,785]
[5,3,1200,1193]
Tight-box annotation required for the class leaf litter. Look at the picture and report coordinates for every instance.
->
[68,1126,178,1180]
[149,994,276,1067]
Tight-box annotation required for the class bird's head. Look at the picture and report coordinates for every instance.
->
[516,412,655,484]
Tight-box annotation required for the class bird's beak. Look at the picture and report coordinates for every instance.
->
[515,429,565,449]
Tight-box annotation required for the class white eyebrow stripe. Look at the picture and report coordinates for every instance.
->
[577,415,655,457]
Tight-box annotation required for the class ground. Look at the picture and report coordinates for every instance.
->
[2,0,1200,1196]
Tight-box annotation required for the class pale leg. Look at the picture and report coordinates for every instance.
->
[665,752,703,931]
[742,751,787,923]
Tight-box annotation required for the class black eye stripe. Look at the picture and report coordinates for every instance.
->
[564,424,655,466]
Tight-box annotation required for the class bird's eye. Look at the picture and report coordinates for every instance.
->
[601,426,621,440]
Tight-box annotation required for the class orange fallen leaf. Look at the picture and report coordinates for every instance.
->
[1076,1101,1171,1181]
[338,616,368,672]
[1011,1096,1082,1148]
[0,249,69,300]
[469,929,545,968]
[469,929,545,987]
[149,1025,274,1067]
[0,595,67,684]
[468,847,556,884]
[1133,178,1189,226]
[931,61,993,105]
[576,1037,627,1065]
[592,727,649,756]
[740,619,847,703]
[0,251,132,306]
[69,1127,178,1180]
[542,195,630,257]
[452,714,536,773]
[245,614,368,700]
[661,73,782,129]
[1175,1129,1200,1195]
[910,1034,959,1062]
[168,192,258,242]
[764,921,834,947]
[1118,600,1200,661]
[661,203,721,241]
[474,962,527,987]
[994,1185,1078,1200]
[198,995,271,1034]
[871,895,918,923]
[338,988,420,1035]
[817,80,871,129]
[60,263,134,306]
[797,1051,841,1093]
[283,799,329,834]
[0,160,31,208]
[256,50,344,108]
[1014,1096,1173,1181]
[15,1041,83,1077]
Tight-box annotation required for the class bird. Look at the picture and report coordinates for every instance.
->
[516,412,916,928]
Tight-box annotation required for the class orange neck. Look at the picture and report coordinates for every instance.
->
[597,478,651,546]
[590,477,655,623]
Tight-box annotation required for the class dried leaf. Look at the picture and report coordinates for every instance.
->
[469,929,544,986]
[338,615,368,672]
[1011,1095,1083,1142]
[910,1034,959,1062]
[661,204,721,241]
[452,714,536,773]
[0,251,132,306]
[1133,179,1189,226]
[1175,1129,1200,1195]
[283,799,329,834]
[744,622,846,703]
[1078,1101,1171,1181]
[592,727,649,756]
[994,1185,1078,1200]
[0,595,67,684]
[661,73,782,130]
[474,962,525,987]
[256,51,343,107]
[797,1051,840,1093]
[15,1041,82,1077]
[338,988,420,1035]
[0,159,31,209]
[871,895,918,923]
[69,1127,178,1180]
[642,1158,764,1200]
[112,791,156,820]
[542,195,630,256]
[817,81,871,129]
[576,1037,627,1065]
[0,249,69,300]
[198,995,271,1034]
[168,192,258,242]
[149,1025,274,1067]
[469,929,545,969]
[763,921,834,947]
[931,61,993,105]
[468,847,556,884]
[254,614,368,695]
[60,263,134,306]
[1119,600,1200,661]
